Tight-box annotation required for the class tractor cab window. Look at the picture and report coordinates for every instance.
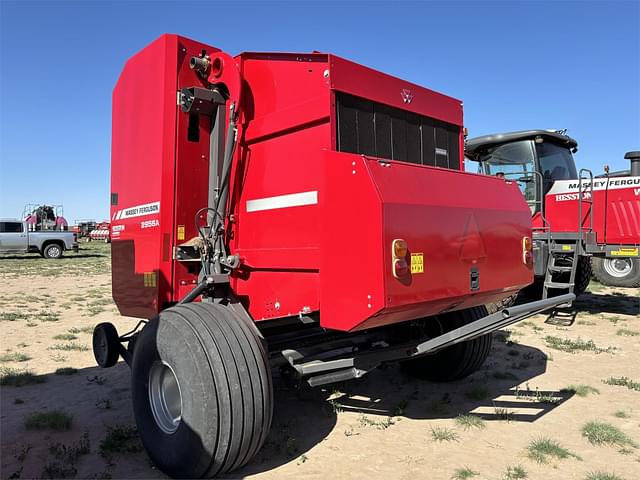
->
[477,140,538,212]
[536,142,578,195]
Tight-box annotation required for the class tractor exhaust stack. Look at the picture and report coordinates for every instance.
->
[624,150,640,176]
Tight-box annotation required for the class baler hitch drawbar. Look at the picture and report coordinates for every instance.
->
[280,293,575,387]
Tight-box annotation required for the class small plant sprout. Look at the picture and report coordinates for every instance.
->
[455,414,485,430]
[526,437,581,463]
[602,376,640,392]
[430,426,459,442]
[24,410,72,431]
[452,467,480,479]
[582,421,637,448]
[585,472,625,480]
[503,465,527,479]
[544,336,615,354]
[561,384,600,397]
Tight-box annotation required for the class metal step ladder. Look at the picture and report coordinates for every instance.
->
[542,168,594,307]
[543,241,579,305]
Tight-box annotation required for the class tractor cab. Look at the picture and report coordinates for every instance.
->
[465,130,579,214]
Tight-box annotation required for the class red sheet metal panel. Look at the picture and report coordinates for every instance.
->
[319,152,532,331]
[110,35,219,317]
[328,55,463,128]
[543,177,640,245]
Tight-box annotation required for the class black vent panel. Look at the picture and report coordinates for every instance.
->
[336,92,460,170]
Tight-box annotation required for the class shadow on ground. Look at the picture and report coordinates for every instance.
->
[2,330,572,478]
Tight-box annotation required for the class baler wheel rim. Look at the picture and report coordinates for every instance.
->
[148,360,182,434]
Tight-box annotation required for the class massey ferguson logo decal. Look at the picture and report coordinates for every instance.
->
[401,89,413,104]
[112,201,160,220]
[547,176,640,196]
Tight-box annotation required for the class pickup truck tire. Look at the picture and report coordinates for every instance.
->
[42,243,63,259]
[131,302,273,478]
[592,257,640,288]
[401,306,492,382]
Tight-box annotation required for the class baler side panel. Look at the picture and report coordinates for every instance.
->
[320,152,533,332]
[374,161,532,308]
[229,55,332,321]
[230,126,328,320]
[319,151,386,330]
[110,35,180,318]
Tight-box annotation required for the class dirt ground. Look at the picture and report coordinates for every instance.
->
[1,243,639,480]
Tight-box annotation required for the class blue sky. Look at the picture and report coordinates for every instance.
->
[1,0,638,221]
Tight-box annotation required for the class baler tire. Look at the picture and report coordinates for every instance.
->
[43,243,63,259]
[522,278,544,300]
[573,256,593,295]
[131,302,273,478]
[592,257,640,288]
[401,306,492,382]
[485,293,518,314]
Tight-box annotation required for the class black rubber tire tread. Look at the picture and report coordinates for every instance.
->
[592,257,640,288]
[522,278,544,299]
[485,293,518,314]
[573,256,593,295]
[401,306,493,382]
[524,256,593,299]
[131,302,272,478]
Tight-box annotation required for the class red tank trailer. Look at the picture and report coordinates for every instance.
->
[88,221,111,243]
[92,35,572,478]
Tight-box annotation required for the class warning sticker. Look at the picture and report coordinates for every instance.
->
[610,247,639,257]
[177,225,185,241]
[143,272,157,288]
[411,253,424,274]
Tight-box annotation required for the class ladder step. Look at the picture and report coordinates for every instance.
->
[545,281,573,289]
[549,266,573,272]
[550,246,576,253]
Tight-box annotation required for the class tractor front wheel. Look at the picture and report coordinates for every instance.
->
[592,257,640,288]
[131,303,273,478]
[401,306,492,382]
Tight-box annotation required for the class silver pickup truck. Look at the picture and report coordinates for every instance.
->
[0,219,78,258]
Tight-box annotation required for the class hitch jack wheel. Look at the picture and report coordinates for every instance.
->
[93,323,120,368]
[131,303,273,478]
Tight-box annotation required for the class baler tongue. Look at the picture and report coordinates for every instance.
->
[284,294,575,387]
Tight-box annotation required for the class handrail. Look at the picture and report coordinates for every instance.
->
[500,170,551,232]
[578,168,594,250]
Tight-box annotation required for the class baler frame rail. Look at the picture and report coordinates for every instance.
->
[282,293,575,387]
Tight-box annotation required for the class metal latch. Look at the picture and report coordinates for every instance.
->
[470,267,480,291]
